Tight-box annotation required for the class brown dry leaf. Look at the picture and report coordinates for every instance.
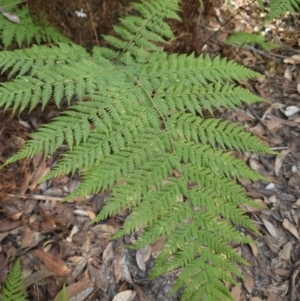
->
[244,275,254,294]
[231,284,241,301]
[151,238,164,258]
[291,55,300,61]
[267,292,285,301]
[235,109,255,121]
[135,247,151,271]
[262,218,278,238]
[134,284,147,301]
[114,259,122,282]
[112,290,136,301]
[21,225,33,248]
[103,241,114,263]
[24,269,55,289]
[284,67,292,80]
[54,280,94,301]
[282,218,299,239]
[283,56,300,64]
[139,246,151,262]
[114,253,132,284]
[273,268,290,277]
[29,159,50,190]
[67,256,84,264]
[0,252,8,283]
[70,257,89,280]
[271,115,299,127]
[278,242,292,261]
[0,219,22,232]
[249,123,266,139]
[274,150,290,176]
[265,118,283,132]
[249,241,258,257]
[136,246,151,271]
[136,250,146,271]
[250,297,262,301]
[249,158,265,174]
[19,173,30,195]
[86,209,96,220]
[23,199,36,214]
[243,266,254,293]
[4,205,23,220]
[93,224,118,235]
[0,232,9,243]
[35,249,70,276]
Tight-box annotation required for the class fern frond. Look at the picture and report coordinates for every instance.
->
[1,48,268,301]
[266,0,300,21]
[0,1,275,300]
[0,43,89,78]
[176,141,266,181]
[226,32,279,51]
[102,0,181,62]
[167,113,273,154]
[0,259,27,301]
[0,0,69,48]
[0,53,119,113]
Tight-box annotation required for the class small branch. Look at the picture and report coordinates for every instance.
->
[85,0,99,47]
[2,193,67,202]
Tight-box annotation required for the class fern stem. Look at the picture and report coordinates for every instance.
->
[116,17,154,62]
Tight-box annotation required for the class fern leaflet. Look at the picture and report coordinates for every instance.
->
[0,259,27,301]
[0,0,69,48]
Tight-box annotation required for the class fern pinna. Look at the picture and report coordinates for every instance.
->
[0,0,69,48]
[0,259,27,301]
[261,0,300,21]
[0,0,273,300]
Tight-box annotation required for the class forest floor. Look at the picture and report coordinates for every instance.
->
[1,0,300,300]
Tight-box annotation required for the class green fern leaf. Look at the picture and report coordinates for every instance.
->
[0,43,88,78]
[0,0,69,48]
[266,0,300,21]
[57,285,69,301]
[226,31,279,51]
[0,1,277,300]
[0,259,27,301]
[103,0,180,62]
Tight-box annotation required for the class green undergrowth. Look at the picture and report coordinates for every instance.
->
[0,259,69,301]
[0,0,283,300]
[0,259,27,301]
[258,0,300,21]
[227,0,300,51]
[225,31,279,51]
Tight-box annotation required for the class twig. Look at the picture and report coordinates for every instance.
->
[201,0,257,46]
[85,0,100,47]
[2,193,66,201]
[243,45,290,61]
[244,104,275,138]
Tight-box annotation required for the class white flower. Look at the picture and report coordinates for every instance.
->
[75,9,87,18]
